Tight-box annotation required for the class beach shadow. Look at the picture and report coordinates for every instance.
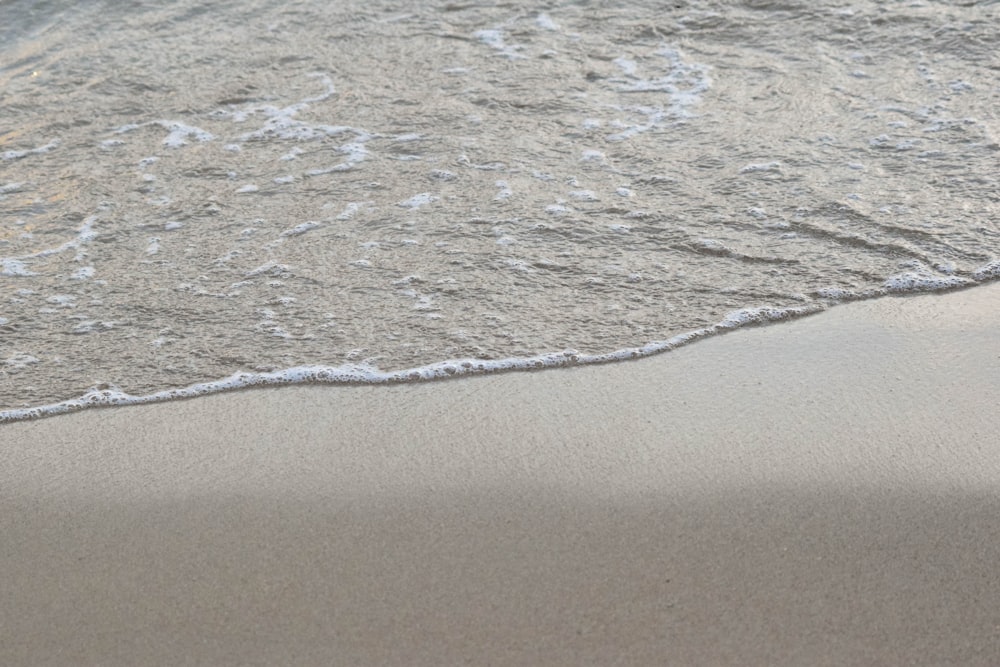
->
[4,485,1000,666]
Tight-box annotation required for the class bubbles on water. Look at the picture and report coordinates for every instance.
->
[973,260,1000,282]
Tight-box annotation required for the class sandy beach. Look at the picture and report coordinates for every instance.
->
[3,283,1000,666]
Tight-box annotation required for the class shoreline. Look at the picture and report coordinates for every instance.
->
[3,279,997,425]
[4,283,1000,665]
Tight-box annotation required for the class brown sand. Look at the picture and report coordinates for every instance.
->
[3,284,1000,666]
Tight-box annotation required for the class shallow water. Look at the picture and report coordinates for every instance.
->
[2,0,998,420]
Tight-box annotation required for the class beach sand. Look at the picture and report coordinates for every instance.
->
[3,284,1000,666]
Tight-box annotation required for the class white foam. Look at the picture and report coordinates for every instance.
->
[1,140,59,161]
[430,169,457,181]
[973,259,1000,281]
[230,79,367,145]
[72,320,115,334]
[614,57,639,76]
[695,238,727,252]
[4,352,39,369]
[280,221,321,237]
[71,266,95,281]
[339,142,369,162]
[114,121,213,147]
[536,13,559,31]
[605,105,667,142]
[305,142,368,175]
[1,259,35,277]
[609,47,710,117]
[240,113,355,141]
[305,164,350,176]
[504,259,532,272]
[245,261,291,278]
[334,202,363,220]
[0,215,97,273]
[398,193,438,209]
[474,29,524,59]
[494,181,512,200]
[457,155,506,171]
[46,294,76,307]
[814,287,856,301]
[718,306,814,328]
[882,271,972,293]
[741,161,782,173]
[0,303,820,424]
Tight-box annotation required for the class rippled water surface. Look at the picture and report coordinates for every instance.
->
[2,0,998,417]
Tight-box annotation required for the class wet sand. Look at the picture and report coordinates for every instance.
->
[3,284,1000,666]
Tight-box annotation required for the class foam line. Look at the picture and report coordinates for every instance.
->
[5,263,997,424]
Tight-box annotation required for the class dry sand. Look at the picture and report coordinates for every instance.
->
[3,284,1000,666]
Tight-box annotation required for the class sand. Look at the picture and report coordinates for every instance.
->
[3,283,1000,666]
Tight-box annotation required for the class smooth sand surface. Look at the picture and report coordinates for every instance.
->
[3,284,1000,666]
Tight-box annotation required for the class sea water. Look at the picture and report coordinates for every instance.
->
[1,0,998,421]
